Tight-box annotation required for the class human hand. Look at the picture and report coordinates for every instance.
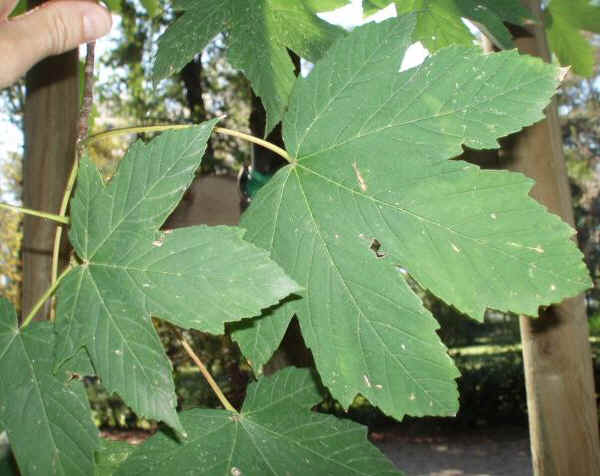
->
[0,0,112,88]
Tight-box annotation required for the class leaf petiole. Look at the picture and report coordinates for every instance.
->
[0,202,69,225]
[214,127,291,163]
[174,327,238,413]
[21,267,71,328]
[83,124,291,163]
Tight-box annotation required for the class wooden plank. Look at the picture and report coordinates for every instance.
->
[498,2,600,474]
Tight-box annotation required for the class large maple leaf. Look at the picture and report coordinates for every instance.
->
[364,0,533,51]
[113,368,401,476]
[53,123,301,434]
[231,16,590,421]
[154,0,347,134]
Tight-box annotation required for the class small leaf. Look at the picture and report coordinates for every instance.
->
[233,17,590,422]
[154,0,346,135]
[54,123,300,434]
[114,368,401,476]
[0,299,99,476]
[545,0,600,77]
[366,0,533,51]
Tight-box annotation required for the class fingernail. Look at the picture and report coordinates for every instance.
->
[83,8,112,40]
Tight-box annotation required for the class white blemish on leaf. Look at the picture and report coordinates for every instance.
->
[409,393,416,401]
[506,242,544,253]
[375,384,383,390]
[550,284,556,291]
[363,375,372,388]
[401,343,406,350]
[352,161,367,192]
[490,213,497,219]
[231,468,242,476]
[451,243,460,253]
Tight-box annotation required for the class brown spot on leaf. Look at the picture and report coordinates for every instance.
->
[370,239,385,258]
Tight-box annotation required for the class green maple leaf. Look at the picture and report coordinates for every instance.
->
[53,123,300,434]
[364,0,533,51]
[545,0,600,77]
[153,0,346,135]
[232,16,591,421]
[113,368,401,476]
[0,299,99,476]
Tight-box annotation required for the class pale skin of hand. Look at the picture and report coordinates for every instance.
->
[0,0,112,88]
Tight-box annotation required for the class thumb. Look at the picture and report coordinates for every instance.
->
[0,1,112,88]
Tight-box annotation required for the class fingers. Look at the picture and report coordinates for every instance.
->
[0,1,112,88]
[0,0,20,21]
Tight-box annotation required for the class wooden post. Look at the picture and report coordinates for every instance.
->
[501,2,600,473]
[22,0,78,320]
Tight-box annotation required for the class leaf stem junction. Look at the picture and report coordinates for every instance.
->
[84,124,291,163]
[21,267,71,328]
[0,202,69,225]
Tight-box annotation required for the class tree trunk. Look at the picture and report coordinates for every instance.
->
[179,56,215,170]
[491,2,600,473]
[22,1,78,320]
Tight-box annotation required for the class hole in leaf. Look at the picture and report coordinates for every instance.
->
[370,238,385,259]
